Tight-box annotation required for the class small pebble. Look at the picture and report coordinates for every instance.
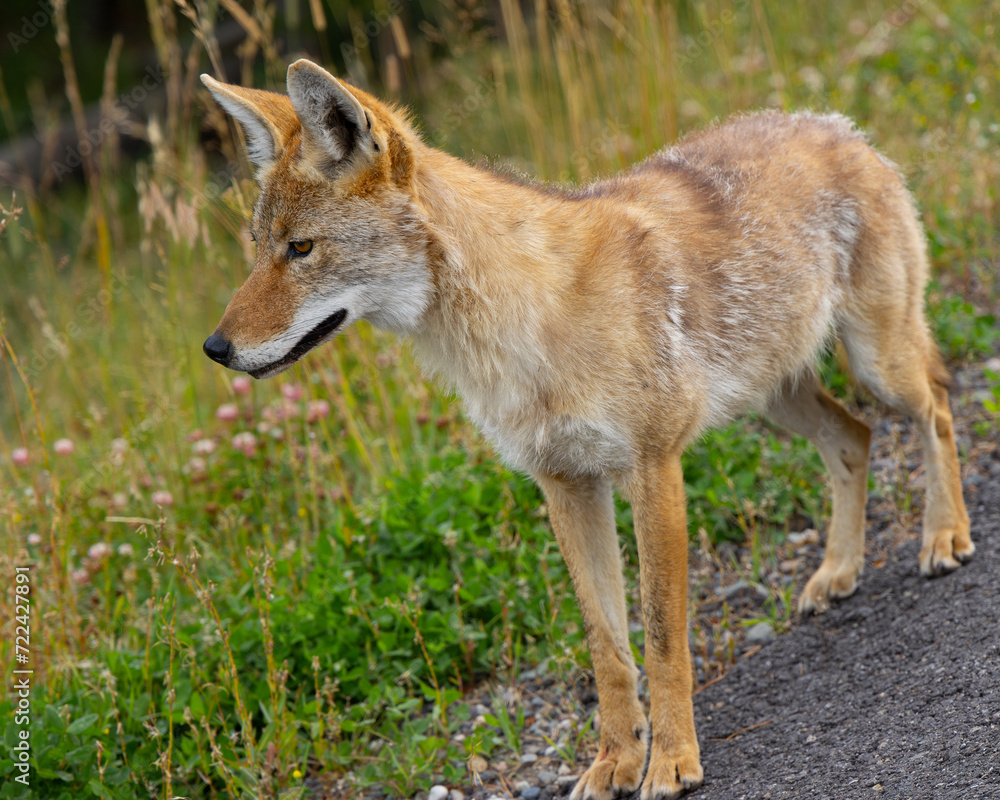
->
[450,792,465,800]
[724,579,768,602]
[537,771,558,785]
[521,787,541,800]
[745,621,776,645]
[521,752,538,764]
[787,529,820,546]
[428,786,449,800]
[469,755,488,773]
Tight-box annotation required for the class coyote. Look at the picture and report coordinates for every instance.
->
[201,60,973,799]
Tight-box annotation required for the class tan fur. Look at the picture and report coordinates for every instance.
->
[201,61,974,799]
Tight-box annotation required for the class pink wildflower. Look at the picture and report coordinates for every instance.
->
[281,382,303,401]
[216,403,239,423]
[185,456,207,476]
[193,438,216,456]
[232,375,252,395]
[306,399,331,423]
[88,542,113,561]
[151,490,174,507]
[54,438,75,456]
[11,448,29,466]
[232,431,258,456]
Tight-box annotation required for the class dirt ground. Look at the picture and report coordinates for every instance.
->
[680,470,1000,800]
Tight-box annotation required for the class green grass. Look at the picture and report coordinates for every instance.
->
[1,0,998,797]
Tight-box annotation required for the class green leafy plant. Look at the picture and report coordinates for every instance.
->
[485,689,526,759]
[927,287,1000,361]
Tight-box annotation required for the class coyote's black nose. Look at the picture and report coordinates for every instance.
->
[203,333,232,365]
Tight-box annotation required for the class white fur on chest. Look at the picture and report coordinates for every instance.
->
[469,392,634,478]
[414,337,634,478]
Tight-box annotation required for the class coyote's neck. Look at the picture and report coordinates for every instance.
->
[406,146,638,476]
[412,147,576,277]
[407,147,584,427]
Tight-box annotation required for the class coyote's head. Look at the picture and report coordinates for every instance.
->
[201,60,432,378]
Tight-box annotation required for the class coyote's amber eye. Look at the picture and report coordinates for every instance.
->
[290,240,312,256]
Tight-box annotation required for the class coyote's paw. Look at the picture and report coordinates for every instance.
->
[798,560,861,615]
[569,730,647,800]
[639,743,703,800]
[920,526,975,577]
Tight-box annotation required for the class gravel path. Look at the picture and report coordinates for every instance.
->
[682,472,1000,800]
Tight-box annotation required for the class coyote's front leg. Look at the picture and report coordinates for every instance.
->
[537,473,648,800]
[626,455,703,800]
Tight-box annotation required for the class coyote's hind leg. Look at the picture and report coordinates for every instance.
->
[766,374,872,614]
[841,328,973,576]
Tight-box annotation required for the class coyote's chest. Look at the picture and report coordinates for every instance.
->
[463,384,634,478]
[415,333,634,476]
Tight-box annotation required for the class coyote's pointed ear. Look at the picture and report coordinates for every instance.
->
[200,74,297,169]
[286,59,375,164]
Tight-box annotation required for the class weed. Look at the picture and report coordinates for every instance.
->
[927,284,1000,361]
[485,688,526,759]
[542,708,595,765]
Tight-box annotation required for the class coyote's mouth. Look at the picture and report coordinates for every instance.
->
[248,308,348,379]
